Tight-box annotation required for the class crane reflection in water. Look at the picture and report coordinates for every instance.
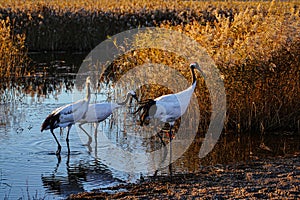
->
[41,158,126,197]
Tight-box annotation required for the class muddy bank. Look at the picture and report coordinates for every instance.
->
[69,155,300,199]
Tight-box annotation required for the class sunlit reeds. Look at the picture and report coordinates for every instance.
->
[0,17,29,78]
[0,0,299,134]
[106,1,300,134]
[161,2,300,134]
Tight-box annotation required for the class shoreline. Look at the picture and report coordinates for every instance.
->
[69,155,300,199]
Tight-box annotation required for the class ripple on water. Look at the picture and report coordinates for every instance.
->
[34,147,84,157]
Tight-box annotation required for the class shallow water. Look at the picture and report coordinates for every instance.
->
[0,80,141,199]
[0,54,299,199]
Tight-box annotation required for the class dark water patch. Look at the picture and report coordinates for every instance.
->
[28,51,87,76]
[169,133,300,176]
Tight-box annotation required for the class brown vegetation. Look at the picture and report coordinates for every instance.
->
[0,0,299,133]
[0,17,29,78]
[161,2,300,134]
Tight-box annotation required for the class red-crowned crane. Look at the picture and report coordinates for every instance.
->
[41,77,91,155]
[134,62,203,144]
[77,91,138,146]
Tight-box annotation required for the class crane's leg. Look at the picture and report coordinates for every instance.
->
[51,129,61,155]
[153,135,168,179]
[66,150,70,168]
[79,123,92,150]
[169,124,174,142]
[93,122,99,141]
[168,123,174,178]
[157,131,166,146]
[59,127,63,136]
[169,139,173,178]
[66,125,72,155]
[94,122,99,158]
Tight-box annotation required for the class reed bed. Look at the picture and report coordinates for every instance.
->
[105,1,300,134]
[168,2,300,134]
[0,0,282,51]
[0,0,299,134]
[0,17,29,78]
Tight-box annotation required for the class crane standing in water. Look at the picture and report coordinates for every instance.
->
[41,77,91,155]
[78,91,138,146]
[134,62,204,144]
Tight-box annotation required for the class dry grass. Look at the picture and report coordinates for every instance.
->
[107,1,300,134]
[162,2,300,133]
[0,17,29,78]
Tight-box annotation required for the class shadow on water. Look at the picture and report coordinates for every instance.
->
[174,133,300,174]
[28,51,88,77]
[0,52,299,198]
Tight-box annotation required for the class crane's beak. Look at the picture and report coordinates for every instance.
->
[195,63,206,78]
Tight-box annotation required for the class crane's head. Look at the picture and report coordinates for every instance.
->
[86,76,91,85]
[190,62,200,71]
[190,62,205,77]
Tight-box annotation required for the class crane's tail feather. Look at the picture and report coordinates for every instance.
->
[41,115,52,132]
[133,99,155,126]
[41,113,59,132]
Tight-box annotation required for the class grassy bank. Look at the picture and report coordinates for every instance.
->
[0,0,299,133]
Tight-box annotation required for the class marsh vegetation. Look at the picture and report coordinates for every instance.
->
[1,0,299,134]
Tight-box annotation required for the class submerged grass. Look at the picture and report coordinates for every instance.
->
[0,0,299,133]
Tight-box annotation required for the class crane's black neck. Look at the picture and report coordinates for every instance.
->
[191,67,197,84]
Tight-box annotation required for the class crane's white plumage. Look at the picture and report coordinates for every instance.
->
[135,63,203,143]
[41,76,91,155]
[79,91,137,125]
[153,82,196,123]
[78,91,137,143]
[80,103,116,124]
